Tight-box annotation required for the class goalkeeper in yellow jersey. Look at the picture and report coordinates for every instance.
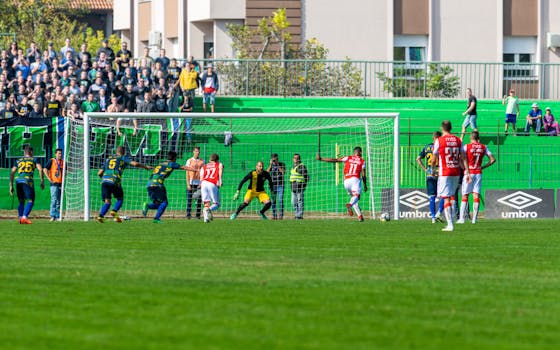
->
[230,161,273,220]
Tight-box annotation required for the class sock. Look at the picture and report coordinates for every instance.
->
[443,201,453,226]
[18,203,24,217]
[99,202,111,217]
[450,196,457,219]
[429,195,436,217]
[473,197,480,221]
[23,201,33,217]
[438,198,445,214]
[459,195,468,221]
[352,203,362,217]
[113,199,123,212]
[204,201,210,209]
[148,202,159,209]
[210,203,219,211]
[349,195,359,206]
[236,202,249,214]
[154,201,168,220]
[260,202,271,214]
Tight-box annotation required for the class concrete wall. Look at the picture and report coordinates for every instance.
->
[303,0,392,60]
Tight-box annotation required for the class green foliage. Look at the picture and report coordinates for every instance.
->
[377,64,461,98]
[225,23,253,59]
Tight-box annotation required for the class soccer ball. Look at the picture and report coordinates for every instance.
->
[379,213,390,222]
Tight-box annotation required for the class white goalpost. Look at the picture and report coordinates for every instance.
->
[62,112,400,221]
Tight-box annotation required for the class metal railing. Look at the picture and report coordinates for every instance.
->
[179,59,560,100]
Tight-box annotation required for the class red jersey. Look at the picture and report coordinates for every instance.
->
[200,162,223,185]
[433,135,463,176]
[339,155,365,179]
[464,142,492,175]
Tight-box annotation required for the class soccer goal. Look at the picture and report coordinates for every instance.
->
[62,112,400,221]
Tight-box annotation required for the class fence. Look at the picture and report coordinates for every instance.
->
[185,59,560,100]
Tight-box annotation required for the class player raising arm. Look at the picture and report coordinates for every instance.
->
[431,120,470,232]
[457,131,495,224]
[143,151,195,223]
[230,161,273,220]
[9,146,44,224]
[200,154,224,223]
[317,146,367,222]
[97,146,152,223]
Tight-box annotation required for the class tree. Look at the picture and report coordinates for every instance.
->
[377,64,461,98]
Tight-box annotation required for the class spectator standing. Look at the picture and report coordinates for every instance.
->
[81,93,101,113]
[177,63,199,106]
[461,88,478,140]
[138,92,156,112]
[59,38,76,59]
[289,153,309,220]
[542,107,559,136]
[154,88,168,112]
[12,49,31,80]
[44,93,62,117]
[16,97,32,118]
[167,58,181,84]
[43,148,64,221]
[46,42,58,60]
[502,89,520,136]
[155,49,170,72]
[1,101,15,118]
[115,42,132,78]
[107,96,123,113]
[201,65,219,113]
[26,42,41,63]
[29,103,44,118]
[78,43,92,64]
[96,39,115,65]
[267,153,286,220]
[140,47,154,67]
[185,146,204,219]
[524,103,542,135]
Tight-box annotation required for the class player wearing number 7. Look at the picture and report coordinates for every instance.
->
[431,120,470,232]
[457,131,495,224]
[317,146,368,222]
[200,154,224,223]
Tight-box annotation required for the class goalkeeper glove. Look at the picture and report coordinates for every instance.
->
[233,190,240,201]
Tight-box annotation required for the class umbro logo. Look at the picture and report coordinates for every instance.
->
[497,191,543,210]
[399,190,431,209]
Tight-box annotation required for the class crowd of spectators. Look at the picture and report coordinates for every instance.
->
[0,39,220,123]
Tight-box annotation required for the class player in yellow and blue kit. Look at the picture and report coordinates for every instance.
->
[9,146,44,224]
[416,131,445,223]
[97,146,151,223]
[230,161,273,220]
[142,151,194,223]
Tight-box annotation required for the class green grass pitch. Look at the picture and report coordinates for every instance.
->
[1,218,559,350]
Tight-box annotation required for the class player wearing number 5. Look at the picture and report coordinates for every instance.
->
[200,154,223,223]
[457,131,495,224]
[97,146,151,223]
[431,120,470,232]
[9,146,44,224]
[317,146,367,222]
[231,161,273,220]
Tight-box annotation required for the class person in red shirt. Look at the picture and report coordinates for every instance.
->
[432,120,470,231]
[199,153,223,223]
[458,131,495,224]
[317,146,368,222]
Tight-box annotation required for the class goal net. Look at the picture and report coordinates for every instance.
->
[62,113,400,221]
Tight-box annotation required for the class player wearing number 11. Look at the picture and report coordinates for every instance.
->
[317,146,368,222]
[431,120,470,232]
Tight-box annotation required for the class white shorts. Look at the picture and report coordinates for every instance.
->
[437,176,459,198]
[201,181,220,204]
[344,177,362,196]
[461,173,482,195]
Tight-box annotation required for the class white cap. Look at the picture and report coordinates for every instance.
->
[532,103,539,108]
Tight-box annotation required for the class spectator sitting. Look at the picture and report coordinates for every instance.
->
[524,103,542,135]
[180,94,194,113]
[167,58,181,84]
[29,103,44,118]
[96,52,109,71]
[68,78,80,95]
[77,85,88,105]
[542,107,559,136]
[121,67,136,86]
[0,100,15,118]
[89,77,107,97]
[30,57,48,82]
[63,93,76,116]
[16,97,32,117]
[140,47,154,67]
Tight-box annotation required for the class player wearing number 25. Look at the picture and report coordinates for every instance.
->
[9,146,44,224]
[200,154,223,223]
[98,146,151,223]
[432,120,470,232]
[317,146,368,222]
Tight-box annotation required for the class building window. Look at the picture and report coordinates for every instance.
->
[393,35,427,77]
[503,37,536,79]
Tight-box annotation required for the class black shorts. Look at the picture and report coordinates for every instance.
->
[16,182,35,202]
[101,182,124,201]
[148,186,167,203]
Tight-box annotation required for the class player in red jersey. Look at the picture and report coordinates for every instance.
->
[457,131,495,224]
[431,120,470,231]
[199,153,223,223]
[317,146,368,222]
